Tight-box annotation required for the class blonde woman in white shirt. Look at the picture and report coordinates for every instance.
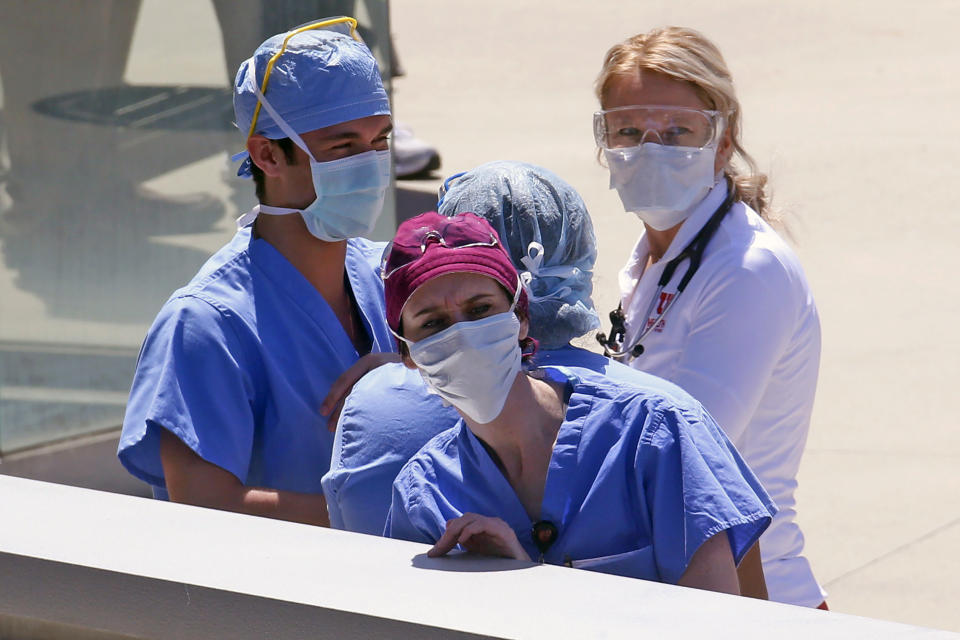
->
[593,26,825,609]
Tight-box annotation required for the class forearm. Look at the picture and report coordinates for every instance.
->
[200,485,330,527]
[677,531,740,595]
[161,429,329,527]
[736,542,768,600]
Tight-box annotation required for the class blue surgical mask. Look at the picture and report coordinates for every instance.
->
[234,82,392,241]
[298,149,392,241]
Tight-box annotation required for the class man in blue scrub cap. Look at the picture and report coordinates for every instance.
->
[118,18,397,525]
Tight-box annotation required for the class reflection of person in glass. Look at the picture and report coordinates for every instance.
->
[381,211,775,595]
[594,27,825,608]
[119,19,397,526]
[0,0,224,325]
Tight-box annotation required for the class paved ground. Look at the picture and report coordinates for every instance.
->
[2,0,957,632]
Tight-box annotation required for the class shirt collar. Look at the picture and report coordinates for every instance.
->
[619,179,729,298]
[659,178,729,264]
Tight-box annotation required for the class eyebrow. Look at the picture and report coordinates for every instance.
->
[412,293,496,319]
[317,123,394,142]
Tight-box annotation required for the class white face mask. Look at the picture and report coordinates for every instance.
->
[399,310,523,424]
[605,143,717,231]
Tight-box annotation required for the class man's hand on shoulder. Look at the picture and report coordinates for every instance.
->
[320,352,401,431]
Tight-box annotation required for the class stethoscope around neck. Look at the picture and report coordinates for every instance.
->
[596,181,736,360]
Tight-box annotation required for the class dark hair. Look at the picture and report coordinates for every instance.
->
[250,138,297,202]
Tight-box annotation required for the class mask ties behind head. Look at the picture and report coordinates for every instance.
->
[234,79,318,177]
[520,241,545,275]
[236,203,307,229]
[518,241,581,303]
[250,81,316,160]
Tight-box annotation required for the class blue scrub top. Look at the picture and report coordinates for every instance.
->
[323,345,704,535]
[385,366,776,584]
[118,227,394,496]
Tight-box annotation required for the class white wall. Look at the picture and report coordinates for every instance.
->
[1,476,954,639]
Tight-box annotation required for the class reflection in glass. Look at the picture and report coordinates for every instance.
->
[0,0,392,456]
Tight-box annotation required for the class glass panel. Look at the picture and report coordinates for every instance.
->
[0,0,394,456]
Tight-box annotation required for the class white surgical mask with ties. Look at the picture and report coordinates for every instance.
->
[235,83,391,241]
[605,143,718,231]
[394,285,523,424]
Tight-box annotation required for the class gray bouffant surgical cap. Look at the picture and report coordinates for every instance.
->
[437,161,600,349]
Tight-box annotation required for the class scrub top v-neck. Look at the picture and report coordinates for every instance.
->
[386,366,775,584]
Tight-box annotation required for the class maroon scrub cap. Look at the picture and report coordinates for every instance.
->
[383,211,527,333]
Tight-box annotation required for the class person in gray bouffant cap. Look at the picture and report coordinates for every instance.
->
[436,160,600,350]
[323,160,675,536]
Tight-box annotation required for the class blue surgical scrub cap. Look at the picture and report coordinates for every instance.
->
[437,161,601,349]
[232,24,390,177]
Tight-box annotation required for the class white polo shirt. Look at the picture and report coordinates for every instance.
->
[619,181,825,607]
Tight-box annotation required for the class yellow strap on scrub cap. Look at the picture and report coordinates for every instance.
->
[246,16,360,140]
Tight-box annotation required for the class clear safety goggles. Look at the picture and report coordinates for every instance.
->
[246,16,361,139]
[593,105,724,150]
[380,215,500,281]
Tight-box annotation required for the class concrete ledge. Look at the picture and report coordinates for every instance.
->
[0,553,481,639]
[1,475,955,639]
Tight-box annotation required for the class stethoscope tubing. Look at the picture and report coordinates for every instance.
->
[600,183,737,360]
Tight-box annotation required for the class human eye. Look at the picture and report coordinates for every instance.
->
[468,303,492,319]
[415,315,450,339]
[614,126,643,146]
[662,126,693,146]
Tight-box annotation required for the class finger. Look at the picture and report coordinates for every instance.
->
[457,519,497,546]
[459,518,529,560]
[320,353,401,415]
[320,361,364,416]
[326,397,346,432]
[428,514,476,557]
[459,520,516,557]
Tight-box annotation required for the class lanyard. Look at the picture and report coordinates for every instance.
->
[597,184,736,360]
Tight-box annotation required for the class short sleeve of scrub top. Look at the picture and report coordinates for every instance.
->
[384,428,463,545]
[119,232,394,496]
[323,363,458,534]
[120,293,261,489]
[385,367,775,584]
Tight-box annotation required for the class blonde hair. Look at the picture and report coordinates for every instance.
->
[596,26,772,220]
